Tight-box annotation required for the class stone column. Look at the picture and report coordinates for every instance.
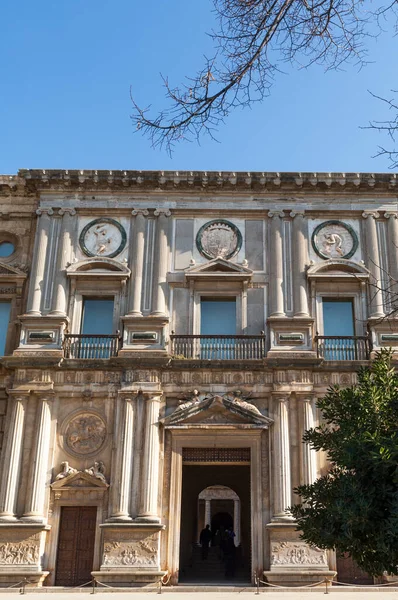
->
[385,212,398,286]
[128,209,148,316]
[204,500,211,527]
[0,396,28,520]
[151,209,171,316]
[137,394,162,522]
[362,211,384,318]
[50,208,76,315]
[22,397,53,521]
[268,211,285,317]
[109,396,134,520]
[233,499,240,546]
[27,209,53,315]
[291,211,309,317]
[273,396,292,519]
[302,398,317,486]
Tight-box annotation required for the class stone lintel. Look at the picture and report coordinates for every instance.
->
[100,522,165,530]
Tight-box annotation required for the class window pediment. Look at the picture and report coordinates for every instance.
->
[185,257,253,282]
[307,259,369,281]
[66,257,130,279]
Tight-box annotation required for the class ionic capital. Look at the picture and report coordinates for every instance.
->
[362,211,380,219]
[132,208,149,217]
[36,208,54,217]
[385,212,398,219]
[154,209,171,217]
[289,210,305,218]
[268,210,284,219]
[58,208,76,217]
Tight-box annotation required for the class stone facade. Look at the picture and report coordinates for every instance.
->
[0,169,396,586]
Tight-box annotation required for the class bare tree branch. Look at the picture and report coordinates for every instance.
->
[131,0,398,154]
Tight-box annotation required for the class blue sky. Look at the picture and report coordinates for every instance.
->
[1,0,397,174]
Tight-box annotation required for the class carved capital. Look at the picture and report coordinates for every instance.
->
[36,208,54,216]
[58,208,76,217]
[132,208,149,217]
[362,210,380,219]
[289,210,305,218]
[385,212,398,219]
[268,210,284,219]
[154,209,171,217]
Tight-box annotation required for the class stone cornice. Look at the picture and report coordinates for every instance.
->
[15,169,398,194]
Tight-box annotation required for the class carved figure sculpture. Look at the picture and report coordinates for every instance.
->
[93,224,111,254]
[55,461,77,480]
[85,461,106,483]
[323,232,343,256]
[65,413,106,455]
[177,389,202,411]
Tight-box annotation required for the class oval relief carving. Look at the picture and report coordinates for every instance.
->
[64,412,106,457]
[311,220,358,260]
[196,219,242,260]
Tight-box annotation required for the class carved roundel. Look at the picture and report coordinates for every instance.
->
[196,219,242,260]
[79,218,127,258]
[63,412,107,457]
[311,220,358,260]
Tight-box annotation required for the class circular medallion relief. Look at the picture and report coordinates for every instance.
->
[196,219,242,260]
[79,218,127,258]
[311,220,358,260]
[64,412,106,457]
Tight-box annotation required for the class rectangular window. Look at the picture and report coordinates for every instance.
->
[200,297,236,359]
[76,298,115,358]
[321,299,355,359]
[0,302,11,356]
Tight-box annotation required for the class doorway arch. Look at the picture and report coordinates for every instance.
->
[198,485,240,546]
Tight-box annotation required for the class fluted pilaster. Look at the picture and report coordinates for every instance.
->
[268,211,285,317]
[291,211,309,317]
[110,396,134,521]
[0,396,28,520]
[128,209,148,316]
[151,209,171,316]
[273,396,292,519]
[362,211,384,318]
[302,398,317,486]
[27,209,53,315]
[22,397,53,521]
[385,212,398,285]
[50,208,76,315]
[137,394,162,522]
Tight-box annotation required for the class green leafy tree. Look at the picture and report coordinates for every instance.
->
[291,349,398,576]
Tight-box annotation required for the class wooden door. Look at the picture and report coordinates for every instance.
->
[55,506,97,586]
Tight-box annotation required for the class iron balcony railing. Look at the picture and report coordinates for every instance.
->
[315,335,371,361]
[170,334,266,360]
[64,334,121,359]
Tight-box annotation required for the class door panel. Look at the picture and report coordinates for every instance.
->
[55,506,97,586]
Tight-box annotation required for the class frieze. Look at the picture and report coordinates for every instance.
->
[271,542,327,567]
[103,533,158,567]
[0,286,16,294]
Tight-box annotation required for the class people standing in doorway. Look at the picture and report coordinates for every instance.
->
[224,527,237,578]
[199,524,212,560]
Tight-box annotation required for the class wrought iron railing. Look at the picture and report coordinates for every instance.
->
[315,335,371,361]
[169,334,266,360]
[64,334,121,359]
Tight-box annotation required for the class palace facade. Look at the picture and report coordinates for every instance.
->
[0,169,397,587]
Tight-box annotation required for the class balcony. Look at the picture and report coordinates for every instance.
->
[169,334,266,360]
[64,334,121,359]
[315,335,371,361]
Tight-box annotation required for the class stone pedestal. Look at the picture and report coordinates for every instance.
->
[264,523,336,586]
[0,524,50,587]
[94,523,166,586]
[15,315,68,356]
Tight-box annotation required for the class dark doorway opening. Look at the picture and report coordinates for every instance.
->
[55,506,97,586]
[179,464,251,584]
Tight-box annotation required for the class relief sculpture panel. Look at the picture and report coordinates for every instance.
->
[102,531,158,568]
[63,412,107,457]
[271,542,327,567]
[0,534,40,566]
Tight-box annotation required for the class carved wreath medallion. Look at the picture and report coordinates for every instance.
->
[311,220,358,260]
[196,219,242,260]
[79,218,127,258]
[64,412,107,457]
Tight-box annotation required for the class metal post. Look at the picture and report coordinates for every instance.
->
[91,577,96,594]
[158,579,162,594]
[324,578,329,594]
[255,572,260,595]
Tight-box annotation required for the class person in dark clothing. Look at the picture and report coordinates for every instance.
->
[199,524,212,560]
[224,528,236,578]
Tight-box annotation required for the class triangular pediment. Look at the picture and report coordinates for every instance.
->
[161,394,273,428]
[0,262,27,279]
[185,257,253,281]
[51,470,108,489]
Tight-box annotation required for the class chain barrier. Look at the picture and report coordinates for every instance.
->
[254,574,331,594]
